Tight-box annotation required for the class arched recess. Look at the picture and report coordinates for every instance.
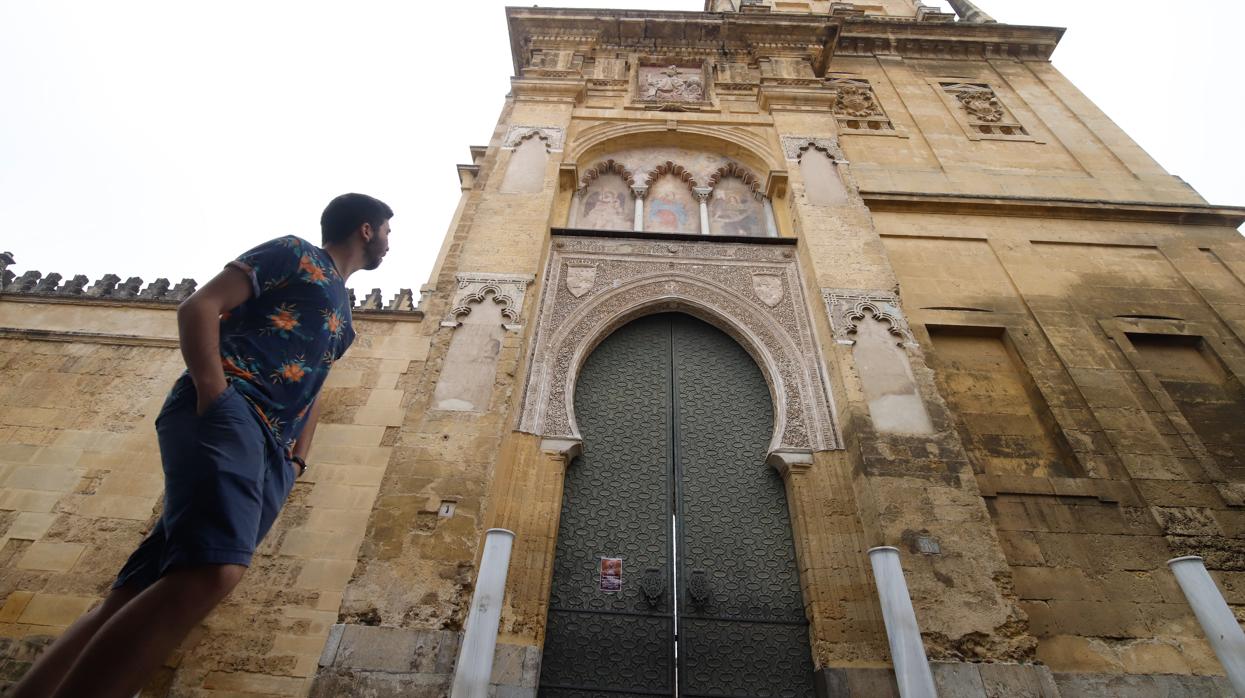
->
[519,261,840,462]
[569,124,781,177]
[573,160,635,231]
[644,162,700,234]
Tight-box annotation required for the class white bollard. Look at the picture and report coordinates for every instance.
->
[450,529,516,698]
[868,546,938,698]
[1168,556,1245,696]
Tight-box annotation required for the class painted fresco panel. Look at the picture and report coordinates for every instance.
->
[646,177,699,234]
[579,174,632,231]
[708,178,764,237]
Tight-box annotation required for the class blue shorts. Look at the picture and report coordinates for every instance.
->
[113,379,295,590]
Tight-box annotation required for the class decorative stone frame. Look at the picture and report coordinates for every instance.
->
[630,60,715,112]
[442,272,535,331]
[518,234,842,462]
[826,75,905,137]
[502,125,566,152]
[930,78,1039,143]
[822,288,917,347]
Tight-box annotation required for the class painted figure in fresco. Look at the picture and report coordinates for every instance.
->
[647,188,692,233]
[710,191,762,236]
[12,195,394,698]
[581,188,628,230]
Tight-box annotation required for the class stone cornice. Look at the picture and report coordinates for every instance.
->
[836,18,1064,60]
[507,7,1066,71]
[506,8,839,76]
[860,191,1245,227]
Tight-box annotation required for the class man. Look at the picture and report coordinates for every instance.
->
[13,193,392,698]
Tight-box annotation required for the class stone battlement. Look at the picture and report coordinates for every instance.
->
[0,252,421,313]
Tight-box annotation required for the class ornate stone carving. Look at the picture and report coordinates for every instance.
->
[955,87,1004,122]
[444,272,535,331]
[565,263,597,298]
[828,77,894,132]
[938,81,1030,138]
[780,135,845,162]
[822,289,916,346]
[637,64,706,104]
[752,272,783,308]
[520,235,841,454]
[503,125,565,152]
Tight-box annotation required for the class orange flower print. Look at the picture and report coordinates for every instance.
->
[322,308,344,337]
[270,306,298,331]
[276,361,307,383]
[221,355,259,381]
[299,254,328,285]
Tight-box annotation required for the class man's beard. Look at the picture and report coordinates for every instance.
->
[363,236,386,270]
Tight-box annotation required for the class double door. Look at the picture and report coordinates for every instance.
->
[538,313,814,697]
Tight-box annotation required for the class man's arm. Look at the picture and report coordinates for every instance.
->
[177,265,253,415]
[292,396,323,463]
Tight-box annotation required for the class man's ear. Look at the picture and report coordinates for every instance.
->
[359,222,374,242]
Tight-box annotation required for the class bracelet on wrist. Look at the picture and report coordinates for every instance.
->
[291,455,308,476]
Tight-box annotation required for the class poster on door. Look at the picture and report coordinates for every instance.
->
[599,557,623,593]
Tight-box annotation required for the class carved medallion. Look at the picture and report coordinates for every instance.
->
[565,263,597,298]
[834,84,880,118]
[752,272,784,307]
[955,88,1004,123]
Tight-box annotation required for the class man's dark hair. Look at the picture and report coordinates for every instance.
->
[320,193,394,246]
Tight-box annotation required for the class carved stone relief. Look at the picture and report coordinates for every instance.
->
[636,64,707,104]
[444,272,535,331]
[519,236,842,454]
[821,289,916,346]
[937,81,1031,139]
[502,125,566,152]
[828,77,895,133]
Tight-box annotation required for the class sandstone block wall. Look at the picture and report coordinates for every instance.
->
[0,297,427,696]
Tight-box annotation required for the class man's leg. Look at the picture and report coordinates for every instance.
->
[9,583,142,698]
[49,563,245,698]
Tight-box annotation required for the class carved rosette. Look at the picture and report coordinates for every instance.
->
[821,288,916,346]
[519,236,842,454]
[502,125,566,152]
[444,272,535,331]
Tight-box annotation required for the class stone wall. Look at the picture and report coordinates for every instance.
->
[0,293,427,696]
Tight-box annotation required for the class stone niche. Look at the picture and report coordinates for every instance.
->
[518,234,841,458]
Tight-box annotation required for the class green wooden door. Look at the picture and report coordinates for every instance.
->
[538,313,813,697]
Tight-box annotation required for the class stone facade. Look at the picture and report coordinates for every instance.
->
[3,1,1245,696]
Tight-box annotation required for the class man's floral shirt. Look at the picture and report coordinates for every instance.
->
[188,236,354,453]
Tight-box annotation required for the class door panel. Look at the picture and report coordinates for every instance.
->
[673,318,815,698]
[539,314,813,697]
[540,315,675,694]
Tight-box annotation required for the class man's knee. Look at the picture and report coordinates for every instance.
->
[173,563,247,601]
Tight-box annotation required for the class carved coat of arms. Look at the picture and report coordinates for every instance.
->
[566,264,597,298]
[835,85,879,118]
[956,89,1004,123]
[751,272,784,308]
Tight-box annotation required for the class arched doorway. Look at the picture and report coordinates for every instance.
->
[538,313,814,697]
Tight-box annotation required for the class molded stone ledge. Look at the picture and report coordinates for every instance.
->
[816,663,1234,696]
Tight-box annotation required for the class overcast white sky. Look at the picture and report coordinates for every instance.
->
[1,1,1240,298]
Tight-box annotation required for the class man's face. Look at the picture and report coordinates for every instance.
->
[362,219,390,271]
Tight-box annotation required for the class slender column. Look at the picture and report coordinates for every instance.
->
[631,185,648,231]
[763,199,779,238]
[945,0,995,23]
[450,529,517,698]
[568,189,582,228]
[693,186,712,234]
[1168,556,1245,696]
[868,547,938,698]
